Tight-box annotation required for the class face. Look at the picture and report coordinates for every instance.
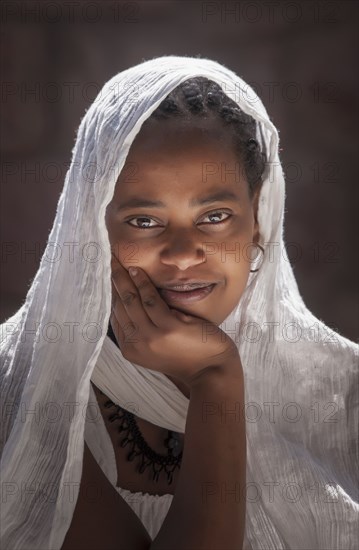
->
[106,118,261,326]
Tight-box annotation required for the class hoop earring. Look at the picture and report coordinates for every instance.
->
[250,243,265,273]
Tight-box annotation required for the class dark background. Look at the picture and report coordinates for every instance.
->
[1,0,358,341]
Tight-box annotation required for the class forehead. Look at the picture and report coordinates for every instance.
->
[128,116,231,154]
[114,118,247,197]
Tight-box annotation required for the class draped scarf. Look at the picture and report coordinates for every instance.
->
[1,55,358,550]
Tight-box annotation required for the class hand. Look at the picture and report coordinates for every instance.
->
[109,254,240,388]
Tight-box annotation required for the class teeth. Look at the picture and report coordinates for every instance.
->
[169,285,211,292]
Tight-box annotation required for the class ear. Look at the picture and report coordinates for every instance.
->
[251,187,261,245]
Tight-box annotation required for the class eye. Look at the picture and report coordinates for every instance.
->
[126,217,162,229]
[125,210,232,230]
[199,210,232,224]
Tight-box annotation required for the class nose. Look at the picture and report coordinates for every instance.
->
[160,229,206,270]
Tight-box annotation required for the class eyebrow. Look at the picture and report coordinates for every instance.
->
[117,190,240,211]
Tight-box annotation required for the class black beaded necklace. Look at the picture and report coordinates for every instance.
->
[101,323,183,484]
[100,392,183,484]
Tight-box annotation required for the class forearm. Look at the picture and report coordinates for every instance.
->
[150,357,246,550]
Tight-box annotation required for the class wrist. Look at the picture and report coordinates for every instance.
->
[188,352,243,390]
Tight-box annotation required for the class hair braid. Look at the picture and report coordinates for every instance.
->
[150,77,266,197]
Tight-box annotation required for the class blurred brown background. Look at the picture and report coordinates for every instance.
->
[1,0,358,341]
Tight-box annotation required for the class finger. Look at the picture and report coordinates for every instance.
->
[110,279,127,346]
[109,309,125,346]
[110,309,139,348]
[127,266,172,328]
[110,254,155,330]
[111,279,140,345]
[111,249,129,276]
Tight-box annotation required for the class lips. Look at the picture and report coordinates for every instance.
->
[162,283,210,291]
[158,279,217,290]
[158,283,216,304]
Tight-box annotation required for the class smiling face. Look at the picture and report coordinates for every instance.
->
[106,117,261,326]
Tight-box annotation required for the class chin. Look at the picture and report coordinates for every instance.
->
[170,303,215,323]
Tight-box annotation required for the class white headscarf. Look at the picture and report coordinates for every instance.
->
[1,55,358,550]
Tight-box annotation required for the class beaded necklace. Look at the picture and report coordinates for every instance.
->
[99,323,183,484]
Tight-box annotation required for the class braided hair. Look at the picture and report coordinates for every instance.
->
[149,77,267,199]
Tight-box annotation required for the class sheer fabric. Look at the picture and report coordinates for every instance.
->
[0,55,358,549]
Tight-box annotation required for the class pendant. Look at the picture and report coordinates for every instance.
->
[164,430,183,457]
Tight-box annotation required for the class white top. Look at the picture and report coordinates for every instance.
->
[84,384,173,541]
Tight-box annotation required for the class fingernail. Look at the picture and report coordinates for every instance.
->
[129,267,138,277]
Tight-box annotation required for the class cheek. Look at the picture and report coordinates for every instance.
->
[218,228,253,276]
[225,260,250,298]
[113,238,156,269]
[106,217,121,251]
[118,241,141,267]
[107,214,144,266]
[219,242,252,303]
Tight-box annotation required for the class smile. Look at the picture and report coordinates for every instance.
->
[158,284,216,304]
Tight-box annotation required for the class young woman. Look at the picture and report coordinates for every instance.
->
[1,56,357,550]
